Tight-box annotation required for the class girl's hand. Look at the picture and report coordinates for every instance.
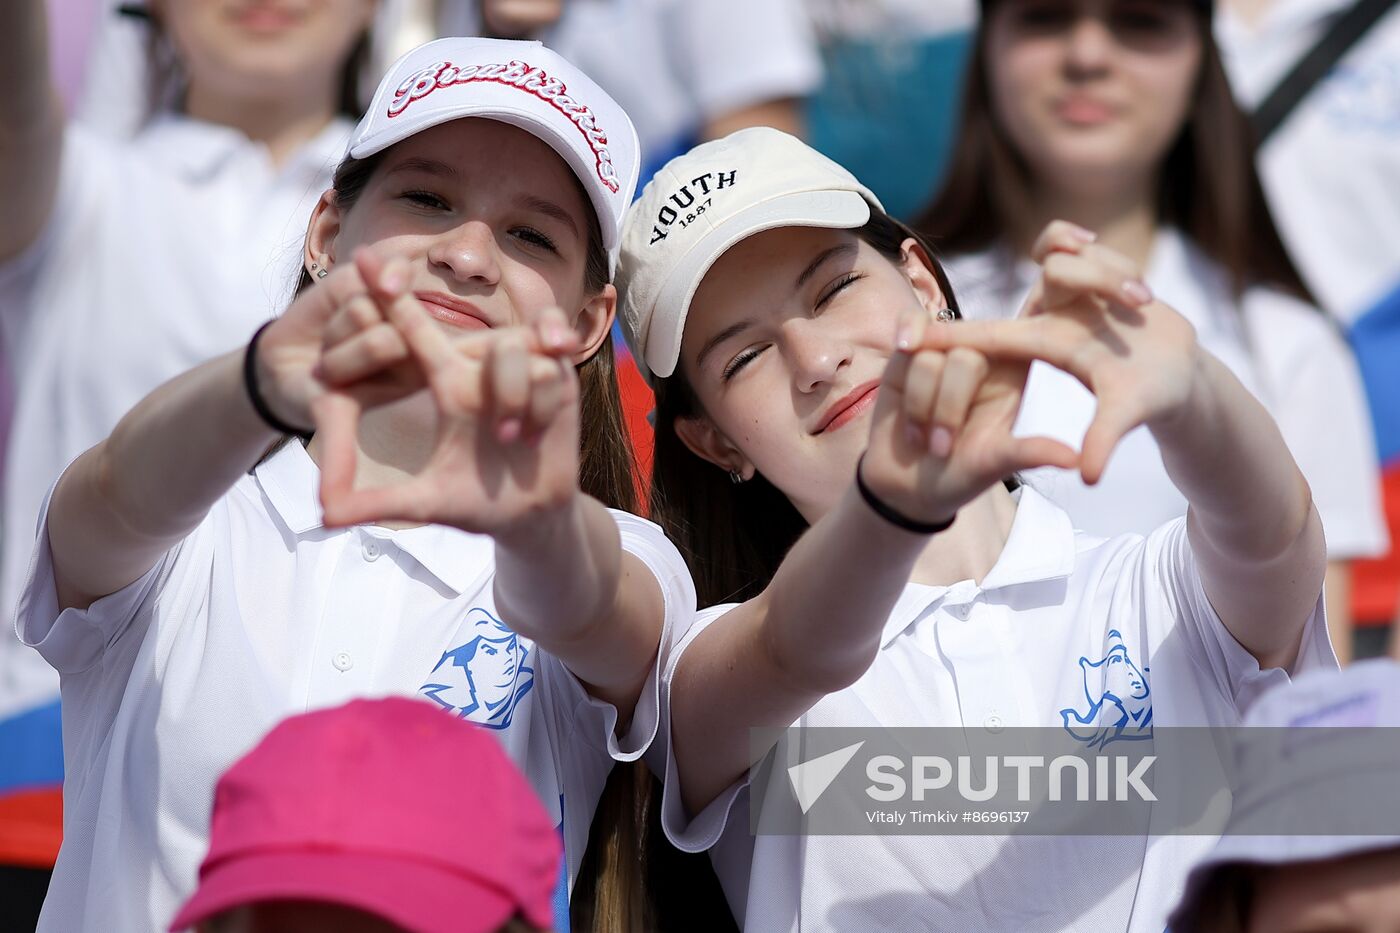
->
[859,307,1081,527]
[313,288,584,534]
[924,221,1200,485]
[252,248,414,433]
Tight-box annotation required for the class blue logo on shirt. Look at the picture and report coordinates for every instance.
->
[421,609,534,730]
[1060,630,1153,749]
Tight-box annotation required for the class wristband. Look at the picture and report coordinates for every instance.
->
[855,454,957,535]
[244,322,313,441]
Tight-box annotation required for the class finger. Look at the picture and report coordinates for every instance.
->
[1079,403,1139,486]
[930,348,989,456]
[523,357,569,443]
[901,349,944,446]
[311,392,364,527]
[321,293,384,350]
[488,333,531,443]
[1041,252,1152,312]
[1030,220,1097,264]
[1003,435,1082,474]
[895,301,929,353]
[321,475,438,529]
[318,323,412,386]
[352,247,409,306]
[383,289,460,373]
[533,307,580,357]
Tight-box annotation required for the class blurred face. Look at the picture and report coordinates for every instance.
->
[1248,848,1400,933]
[156,0,375,105]
[673,226,945,520]
[984,0,1203,193]
[308,118,612,353]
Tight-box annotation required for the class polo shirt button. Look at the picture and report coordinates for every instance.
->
[333,652,353,672]
[984,713,1004,733]
[362,540,381,561]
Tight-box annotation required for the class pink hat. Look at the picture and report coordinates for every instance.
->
[169,697,560,933]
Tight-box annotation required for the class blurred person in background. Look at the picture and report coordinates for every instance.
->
[0,0,375,923]
[171,698,560,933]
[1216,0,1400,663]
[1168,659,1400,932]
[434,0,822,182]
[803,0,977,218]
[919,0,1386,664]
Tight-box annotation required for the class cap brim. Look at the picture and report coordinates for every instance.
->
[644,189,871,381]
[350,104,621,255]
[169,849,542,933]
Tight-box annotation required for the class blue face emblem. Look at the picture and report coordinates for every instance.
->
[1060,629,1153,749]
[421,609,535,730]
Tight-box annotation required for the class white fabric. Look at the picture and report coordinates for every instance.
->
[437,0,822,172]
[0,117,349,724]
[16,441,694,933]
[1216,0,1400,323]
[650,487,1335,932]
[943,229,1388,560]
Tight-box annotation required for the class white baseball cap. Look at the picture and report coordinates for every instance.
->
[616,127,883,383]
[350,37,640,271]
[1168,660,1400,929]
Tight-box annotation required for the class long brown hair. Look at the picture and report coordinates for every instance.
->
[650,207,965,608]
[917,0,1313,303]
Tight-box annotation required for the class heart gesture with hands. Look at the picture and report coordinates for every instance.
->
[305,251,586,535]
[920,221,1201,486]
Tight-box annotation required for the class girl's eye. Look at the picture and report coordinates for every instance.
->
[722,347,764,382]
[1009,0,1074,29]
[513,226,559,254]
[817,272,865,309]
[401,189,448,210]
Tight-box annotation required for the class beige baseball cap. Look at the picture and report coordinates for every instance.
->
[350,37,640,271]
[617,127,883,382]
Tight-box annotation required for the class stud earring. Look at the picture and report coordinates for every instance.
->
[937,307,956,322]
[310,262,329,279]
[729,470,745,485]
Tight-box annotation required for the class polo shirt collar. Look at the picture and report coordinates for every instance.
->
[879,486,1077,648]
[254,441,495,596]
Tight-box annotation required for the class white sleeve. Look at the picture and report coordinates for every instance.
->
[645,602,753,853]
[1244,289,1389,560]
[1142,517,1335,715]
[14,477,182,675]
[544,510,698,762]
[669,0,822,121]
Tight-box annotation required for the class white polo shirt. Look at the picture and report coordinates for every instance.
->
[1216,0,1400,325]
[944,229,1387,560]
[653,487,1334,932]
[0,117,350,724]
[16,441,695,933]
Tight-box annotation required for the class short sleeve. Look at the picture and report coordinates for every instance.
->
[671,0,822,120]
[646,602,752,852]
[544,510,698,763]
[15,477,181,676]
[1244,288,1389,559]
[1142,517,1335,715]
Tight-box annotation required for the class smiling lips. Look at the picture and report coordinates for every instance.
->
[415,292,492,331]
[814,382,880,435]
[232,3,303,32]
[1056,95,1118,126]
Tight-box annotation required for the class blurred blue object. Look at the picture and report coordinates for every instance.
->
[806,30,973,221]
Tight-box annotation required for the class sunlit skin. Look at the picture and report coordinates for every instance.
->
[1248,848,1400,933]
[675,226,950,523]
[985,0,1202,200]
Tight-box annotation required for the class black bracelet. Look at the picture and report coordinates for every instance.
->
[855,454,957,535]
[243,322,313,441]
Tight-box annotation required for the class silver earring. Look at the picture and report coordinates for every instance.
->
[937,307,956,322]
[729,470,745,485]
[311,262,329,279]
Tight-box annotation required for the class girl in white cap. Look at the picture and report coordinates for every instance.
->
[617,127,1335,932]
[16,38,692,933]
